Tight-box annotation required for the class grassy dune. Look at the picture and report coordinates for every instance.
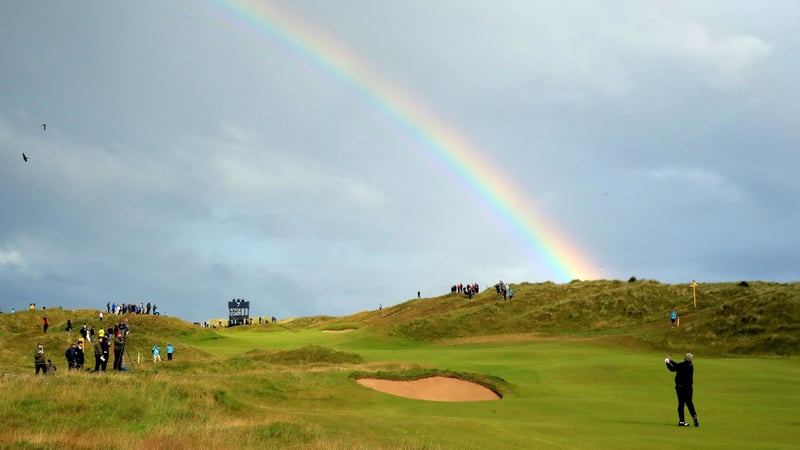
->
[1,280,799,449]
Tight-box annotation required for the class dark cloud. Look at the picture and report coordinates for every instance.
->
[1,2,798,321]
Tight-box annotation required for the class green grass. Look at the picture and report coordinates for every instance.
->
[1,280,799,448]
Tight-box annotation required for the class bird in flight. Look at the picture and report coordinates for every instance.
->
[22,153,29,162]
[42,123,46,131]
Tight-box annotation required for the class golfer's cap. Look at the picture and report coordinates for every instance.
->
[685,353,694,361]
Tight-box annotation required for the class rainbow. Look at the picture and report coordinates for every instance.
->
[198,0,602,282]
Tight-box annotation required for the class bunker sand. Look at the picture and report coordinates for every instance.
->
[357,376,501,401]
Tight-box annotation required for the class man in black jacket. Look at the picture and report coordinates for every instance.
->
[75,341,85,370]
[100,336,110,371]
[94,336,110,372]
[65,343,78,370]
[665,352,699,427]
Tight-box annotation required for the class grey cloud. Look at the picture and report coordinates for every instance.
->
[1,1,798,320]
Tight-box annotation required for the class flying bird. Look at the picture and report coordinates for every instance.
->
[22,153,29,162]
[41,123,46,131]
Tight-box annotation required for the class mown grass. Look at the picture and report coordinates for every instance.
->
[1,280,799,448]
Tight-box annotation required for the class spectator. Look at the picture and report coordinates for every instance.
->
[152,344,161,363]
[35,343,47,375]
[113,332,125,371]
[167,343,174,361]
[76,341,85,370]
[94,335,109,372]
[65,343,78,370]
[93,337,102,371]
[100,335,110,372]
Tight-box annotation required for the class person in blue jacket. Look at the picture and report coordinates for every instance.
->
[166,343,174,361]
[670,310,677,327]
[152,344,161,363]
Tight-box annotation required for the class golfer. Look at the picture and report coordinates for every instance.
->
[665,353,699,427]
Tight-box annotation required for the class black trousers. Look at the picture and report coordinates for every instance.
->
[675,385,697,422]
[95,354,108,371]
[35,362,47,374]
[113,349,122,370]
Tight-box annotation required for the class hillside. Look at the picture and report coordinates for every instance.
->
[335,279,800,356]
[0,309,214,373]
[1,280,798,368]
[0,280,798,449]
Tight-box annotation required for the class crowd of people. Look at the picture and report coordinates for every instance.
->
[194,316,278,328]
[62,320,132,372]
[446,281,515,300]
[494,281,514,301]
[106,301,161,316]
[450,283,480,298]
[34,316,177,375]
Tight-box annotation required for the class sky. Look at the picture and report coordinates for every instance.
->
[1,1,798,323]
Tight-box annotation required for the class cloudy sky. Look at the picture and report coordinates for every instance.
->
[1,1,798,322]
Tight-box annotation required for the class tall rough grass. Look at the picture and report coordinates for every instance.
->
[365,280,800,355]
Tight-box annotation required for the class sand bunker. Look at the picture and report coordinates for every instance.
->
[321,329,355,333]
[357,376,500,402]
